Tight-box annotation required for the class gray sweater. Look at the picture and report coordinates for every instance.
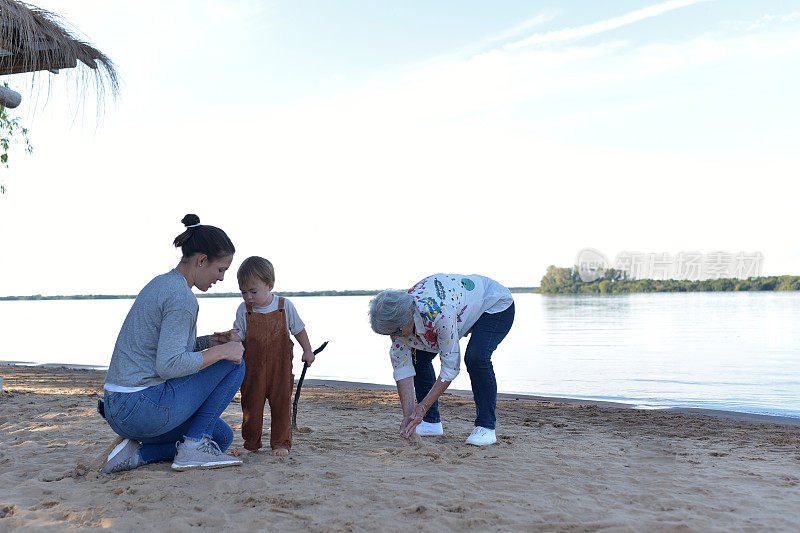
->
[105,269,208,388]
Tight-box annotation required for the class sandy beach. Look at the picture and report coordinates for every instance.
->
[1,365,799,532]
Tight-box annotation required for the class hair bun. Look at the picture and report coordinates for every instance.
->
[181,214,200,227]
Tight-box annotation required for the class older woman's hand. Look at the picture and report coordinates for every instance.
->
[400,415,413,436]
[400,404,427,439]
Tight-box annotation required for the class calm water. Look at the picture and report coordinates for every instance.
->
[2,292,798,418]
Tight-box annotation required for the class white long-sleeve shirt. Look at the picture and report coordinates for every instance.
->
[389,274,513,382]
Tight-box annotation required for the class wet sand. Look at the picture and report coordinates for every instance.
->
[1,365,799,531]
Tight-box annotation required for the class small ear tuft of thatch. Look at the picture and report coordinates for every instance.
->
[0,0,118,103]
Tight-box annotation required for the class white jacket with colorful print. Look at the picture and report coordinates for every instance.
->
[389,273,513,382]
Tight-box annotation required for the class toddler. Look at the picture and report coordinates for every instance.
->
[218,256,315,456]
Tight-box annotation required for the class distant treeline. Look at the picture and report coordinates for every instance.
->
[0,287,540,301]
[0,290,382,301]
[540,266,800,294]
[0,294,135,301]
[200,290,383,298]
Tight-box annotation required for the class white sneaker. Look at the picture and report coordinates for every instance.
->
[415,421,443,436]
[465,426,496,446]
[100,437,141,474]
[171,437,243,471]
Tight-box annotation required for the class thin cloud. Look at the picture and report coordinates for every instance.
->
[484,11,558,45]
[505,0,714,50]
[749,12,800,30]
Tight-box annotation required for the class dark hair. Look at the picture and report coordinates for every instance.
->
[173,214,235,261]
[238,256,275,287]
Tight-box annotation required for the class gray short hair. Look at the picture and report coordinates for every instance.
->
[369,290,415,335]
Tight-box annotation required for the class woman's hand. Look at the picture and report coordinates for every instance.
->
[301,350,315,366]
[201,340,244,369]
[221,341,244,364]
[400,403,427,439]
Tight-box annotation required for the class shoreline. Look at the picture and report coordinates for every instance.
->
[3,361,799,427]
[301,378,800,427]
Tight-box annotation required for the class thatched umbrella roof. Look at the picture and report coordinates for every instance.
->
[0,0,118,108]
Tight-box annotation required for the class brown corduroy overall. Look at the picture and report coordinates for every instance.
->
[240,297,294,451]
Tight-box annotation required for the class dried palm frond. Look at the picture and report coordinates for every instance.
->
[0,0,118,104]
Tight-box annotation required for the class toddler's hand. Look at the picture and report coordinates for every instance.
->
[211,328,240,346]
[301,350,315,366]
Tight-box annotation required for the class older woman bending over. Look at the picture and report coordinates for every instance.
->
[369,274,514,446]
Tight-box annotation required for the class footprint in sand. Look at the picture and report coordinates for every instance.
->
[404,504,429,516]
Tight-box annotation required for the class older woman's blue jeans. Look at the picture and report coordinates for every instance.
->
[413,302,515,430]
[103,359,245,465]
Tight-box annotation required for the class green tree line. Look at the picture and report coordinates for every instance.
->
[540,266,800,294]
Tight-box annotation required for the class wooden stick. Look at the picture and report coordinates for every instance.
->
[292,341,328,428]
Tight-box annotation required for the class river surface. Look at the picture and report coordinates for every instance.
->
[2,292,798,418]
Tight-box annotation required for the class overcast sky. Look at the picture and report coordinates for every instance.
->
[1,0,798,296]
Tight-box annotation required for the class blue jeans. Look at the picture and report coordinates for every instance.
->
[413,302,515,430]
[104,359,245,465]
